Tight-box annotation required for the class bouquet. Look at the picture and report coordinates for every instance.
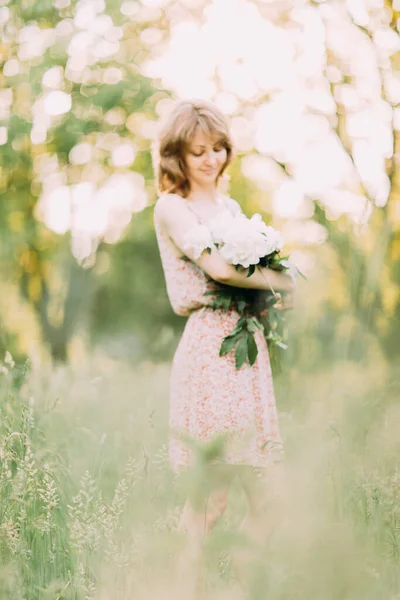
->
[183,209,304,373]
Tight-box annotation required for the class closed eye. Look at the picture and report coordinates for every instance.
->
[191,145,225,157]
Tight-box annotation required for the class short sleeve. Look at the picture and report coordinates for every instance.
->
[223,196,243,217]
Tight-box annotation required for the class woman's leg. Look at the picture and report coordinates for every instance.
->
[240,461,286,539]
[231,461,286,588]
[242,462,284,531]
[178,485,230,547]
[176,464,237,596]
[180,463,236,533]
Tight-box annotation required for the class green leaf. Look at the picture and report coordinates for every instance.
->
[204,290,218,296]
[246,264,256,278]
[221,296,232,311]
[269,258,284,270]
[226,316,248,337]
[236,316,247,328]
[275,341,288,350]
[235,335,248,370]
[254,318,264,331]
[246,317,258,333]
[204,288,232,297]
[227,321,247,337]
[267,343,283,377]
[280,259,307,280]
[237,299,247,313]
[247,332,258,366]
[219,334,240,356]
[297,269,307,280]
[212,296,226,309]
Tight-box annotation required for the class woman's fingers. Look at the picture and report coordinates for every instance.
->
[276,271,295,294]
[275,291,295,311]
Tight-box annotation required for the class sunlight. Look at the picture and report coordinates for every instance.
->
[241,155,286,191]
[42,66,64,89]
[44,91,72,116]
[292,134,355,195]
[32,0,394,242]
[110,142,137,168]
[69,143,94,166]
[142,20,216,99]
[141,0,392,216]
[42,186,72,235]
[38,174,147,258]
[4,59,20,77]
[273,181,308,219]
[0,127,7,145]
[3,5,400,594]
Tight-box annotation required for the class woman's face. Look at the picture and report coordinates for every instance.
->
[184,129,228,190]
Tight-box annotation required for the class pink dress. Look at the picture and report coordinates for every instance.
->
[154,197,283,473]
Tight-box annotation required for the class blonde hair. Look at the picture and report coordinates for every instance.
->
[154,99,233,198]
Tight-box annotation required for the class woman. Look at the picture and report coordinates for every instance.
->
[153,99,294,590]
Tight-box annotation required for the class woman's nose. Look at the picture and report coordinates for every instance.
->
[204,151,217,164]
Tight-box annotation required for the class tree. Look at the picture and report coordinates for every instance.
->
[0,0,164,360]
[145,0,400,363]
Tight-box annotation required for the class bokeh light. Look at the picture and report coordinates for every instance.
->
[2,4,400,599]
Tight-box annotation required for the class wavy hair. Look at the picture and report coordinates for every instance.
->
[154,99,234,198]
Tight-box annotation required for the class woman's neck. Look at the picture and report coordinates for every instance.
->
[188,183,219,204]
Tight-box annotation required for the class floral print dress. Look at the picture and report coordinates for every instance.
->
[154,196,283,472]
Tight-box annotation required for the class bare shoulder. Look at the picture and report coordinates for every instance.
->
[154,193,186,224]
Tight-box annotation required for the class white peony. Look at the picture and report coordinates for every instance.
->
[208,208,235,245]
[183,224,214,259]
[182,211,284,268]
[264,225,284,252]
[217,214,268,267]
[214,212,284,268]
[248,213,268,233]
[247,214,284,253]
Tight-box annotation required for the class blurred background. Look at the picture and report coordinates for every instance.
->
[1,0,400,367]
[1,0,400,599]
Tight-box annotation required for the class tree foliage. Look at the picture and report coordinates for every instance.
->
[1,0,400,367]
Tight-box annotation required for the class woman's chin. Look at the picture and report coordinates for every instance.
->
[194,174,219,187]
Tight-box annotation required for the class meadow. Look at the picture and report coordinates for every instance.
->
[2,0,400,597]
[1,335,399,600]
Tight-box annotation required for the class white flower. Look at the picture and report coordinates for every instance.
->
[183,210,284,269]
[212,212,285,268]
[249,213,268,233]
[183,224,214,259]
[247,214,284,253]
[208,209,235,244]
[262,225,285,254]
[218,214,268,267]
[4,351,15,368]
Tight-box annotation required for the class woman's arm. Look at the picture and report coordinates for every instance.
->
[156,193,294,293]
[220,197,294,293]
[218,264,294,293]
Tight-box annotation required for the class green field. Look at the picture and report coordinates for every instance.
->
[0,344,398,600]
[2,0,400,596]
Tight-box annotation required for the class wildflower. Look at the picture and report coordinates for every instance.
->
[4,351,15,368]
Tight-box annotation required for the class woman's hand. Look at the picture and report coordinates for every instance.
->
[274,290,296,311]
[269,271,297,311]
[270,270,296,294]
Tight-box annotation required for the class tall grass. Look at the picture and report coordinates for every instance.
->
[0,343,399,599]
